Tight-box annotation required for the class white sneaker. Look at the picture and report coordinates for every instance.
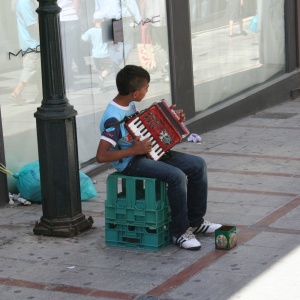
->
[191,220,222,235]
[173,228,201,250]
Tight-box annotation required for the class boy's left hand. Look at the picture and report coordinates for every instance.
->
[171,104,186,122]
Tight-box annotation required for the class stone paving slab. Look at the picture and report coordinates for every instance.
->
[269,206,300,230]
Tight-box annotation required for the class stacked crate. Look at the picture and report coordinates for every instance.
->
[105,172,171,251]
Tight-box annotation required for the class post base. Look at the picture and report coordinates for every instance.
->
[33,214,94,237]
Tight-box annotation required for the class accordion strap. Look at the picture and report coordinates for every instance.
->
[104,112,140,130]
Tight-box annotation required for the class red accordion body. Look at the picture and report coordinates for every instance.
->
[125,100,190,160]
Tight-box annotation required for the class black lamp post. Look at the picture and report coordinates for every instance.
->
[0,108,9,206]
[33,0,93,236]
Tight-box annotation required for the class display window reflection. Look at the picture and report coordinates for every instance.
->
[0,0,171,176]
[189,0,285,112]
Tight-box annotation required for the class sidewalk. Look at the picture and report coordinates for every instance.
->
[1,99,300,300]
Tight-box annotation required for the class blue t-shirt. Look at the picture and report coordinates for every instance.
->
[100,101,137,172]
[81,27,109,58]
[16,0,39,50]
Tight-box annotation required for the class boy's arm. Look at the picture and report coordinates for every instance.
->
[96,136,152,163]
[81,30,89,42]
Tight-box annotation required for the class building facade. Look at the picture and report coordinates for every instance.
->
[0,0,299,190]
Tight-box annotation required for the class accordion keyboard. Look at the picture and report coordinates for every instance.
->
[127,117,165,160]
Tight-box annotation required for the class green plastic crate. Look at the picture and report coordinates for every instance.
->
[105,203,171,228]
[105,223,172,251]
[105,173,171,250]
[106,172,168,210]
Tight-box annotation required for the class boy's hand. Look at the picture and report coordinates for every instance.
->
[171,104,186,122]
[133,136,152,154]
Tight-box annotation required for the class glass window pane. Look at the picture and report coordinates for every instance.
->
[190,0,286,113]
[0,0,41,180]
[126,0,171,110]
[0,0,172,178]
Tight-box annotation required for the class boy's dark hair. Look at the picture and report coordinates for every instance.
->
[116,65,150,96]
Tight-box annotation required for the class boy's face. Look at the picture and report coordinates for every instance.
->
[134,82,149,102]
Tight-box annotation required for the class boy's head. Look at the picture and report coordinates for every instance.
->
[93,11,105,22]
[116,65,150,96]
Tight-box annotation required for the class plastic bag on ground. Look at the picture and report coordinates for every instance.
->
[12,161,97,202]
[80,171,98,201]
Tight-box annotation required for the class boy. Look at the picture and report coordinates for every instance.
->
[81,11,114,90]
[96,65,222,250]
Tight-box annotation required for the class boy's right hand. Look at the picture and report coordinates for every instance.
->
[133,136,152,155]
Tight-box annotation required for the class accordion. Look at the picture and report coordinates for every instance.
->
[125,99,190,160]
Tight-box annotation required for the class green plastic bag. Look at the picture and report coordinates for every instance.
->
[80,171,98,201]
[249,14,258,33]
[11,161,97,202]
[14,160,41,202]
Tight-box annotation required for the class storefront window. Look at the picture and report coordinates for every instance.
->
[0,0,171,177]
[0,0,41,173]
[190,0,286,112]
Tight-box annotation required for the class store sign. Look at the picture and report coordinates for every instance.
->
[8,46,40,60]
[134,15,160,27]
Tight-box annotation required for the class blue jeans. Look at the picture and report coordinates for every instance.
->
[121,151,207,237]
